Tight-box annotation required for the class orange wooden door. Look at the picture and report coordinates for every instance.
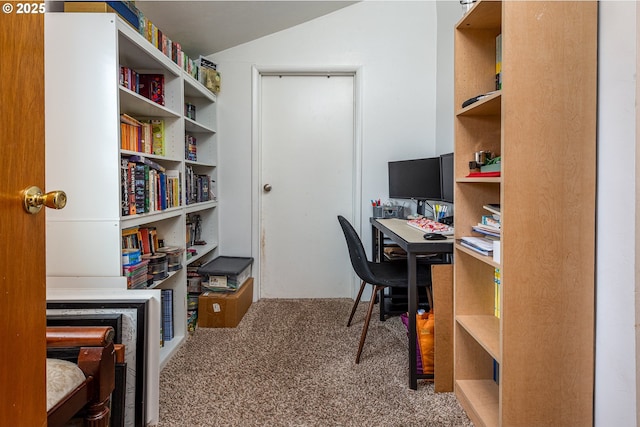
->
[0,4,47,426]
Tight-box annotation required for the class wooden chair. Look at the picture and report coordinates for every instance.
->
[46,326,116,427]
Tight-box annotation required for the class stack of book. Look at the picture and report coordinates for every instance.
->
[460,204,501,261]
[460,236,495,256]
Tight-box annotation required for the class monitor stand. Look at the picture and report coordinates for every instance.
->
[416,200,427,216]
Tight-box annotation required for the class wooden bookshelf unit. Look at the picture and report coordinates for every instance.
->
[452,2,597,426]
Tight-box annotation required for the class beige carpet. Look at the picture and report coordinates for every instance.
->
[158,298,473,426]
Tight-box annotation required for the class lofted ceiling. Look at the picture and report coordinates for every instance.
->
[134,1,358,57]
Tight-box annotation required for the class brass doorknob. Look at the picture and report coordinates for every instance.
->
[263,184,272,192]
[23,186,67,214]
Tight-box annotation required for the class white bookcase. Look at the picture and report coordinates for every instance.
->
[44,12,219,423]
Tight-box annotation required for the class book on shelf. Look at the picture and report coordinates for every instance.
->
[472,225,501,238]
[466,171,500,178]
[496,34,502,91]
[199,56,221,95]
[150,119,165,156]
[494,268,501,318]
[121,226,140,250]
[460,236,494,256]
[138,74,165,106]
[185,134,197,161]
[121,159,132,215]
[134,164,147,214]
[166,169,182,208]
[126,154,166,172]
[482,203,501,216]
[161,289,174,343]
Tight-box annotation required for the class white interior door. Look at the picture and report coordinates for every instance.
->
[260,74,355,298]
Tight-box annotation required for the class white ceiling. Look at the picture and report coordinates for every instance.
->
[134,1,358,56]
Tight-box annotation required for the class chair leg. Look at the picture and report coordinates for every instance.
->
[347,280,367,327]
[356,285,383,364]
[85,397,111,427]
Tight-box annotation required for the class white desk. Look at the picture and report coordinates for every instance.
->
[370,218,453,390]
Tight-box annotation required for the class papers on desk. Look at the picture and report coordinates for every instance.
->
[460,236,495,256]
[406,218,454,235]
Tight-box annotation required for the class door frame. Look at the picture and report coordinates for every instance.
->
[250,65,363,300]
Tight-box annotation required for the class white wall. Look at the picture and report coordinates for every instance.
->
[435,0,459,155]
[211,1,441,259]
[596,1,637,425]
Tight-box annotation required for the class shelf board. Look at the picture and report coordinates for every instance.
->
[455,242,500,268]
[185,117,216,133]
[185,159,217,169]
[456,0,502,31]
[121,207,183,228]
[140,268,183,290]
[455,379,499,427]
[457,91,501,116]
[120,150,182,165]
[457,177,501,184]
[159,333,185,371]
[185,200,218,214]
[119,87,181,118]
[117,17,181,77]
[186,241,218,265]
[183,73,217,102]
[456,315,500,362]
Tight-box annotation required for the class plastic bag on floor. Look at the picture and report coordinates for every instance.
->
[400,312,424,374]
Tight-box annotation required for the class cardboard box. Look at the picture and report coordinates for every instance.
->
[198,278,253,328]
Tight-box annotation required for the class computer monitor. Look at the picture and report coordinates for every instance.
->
[388,157,441,215]
[439,152,454,203]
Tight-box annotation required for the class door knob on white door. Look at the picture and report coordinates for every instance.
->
[263,184,272,192]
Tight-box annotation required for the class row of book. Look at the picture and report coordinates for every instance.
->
[122,226,161,257]
[121,156,182,216]
[120,67,165,106]
[185,166,213,205]
[65,1,219,95]
[120,115,165,155]
[123,1,220,94]
[134,3,221,94]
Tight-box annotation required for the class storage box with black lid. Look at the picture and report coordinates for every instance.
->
[197,256,253,291]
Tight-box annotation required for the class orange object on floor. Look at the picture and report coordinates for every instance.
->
[417,310,435,375]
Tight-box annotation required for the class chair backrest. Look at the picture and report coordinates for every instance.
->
[337,215,377,284]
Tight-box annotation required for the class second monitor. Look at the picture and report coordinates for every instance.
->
[388,153,453,216]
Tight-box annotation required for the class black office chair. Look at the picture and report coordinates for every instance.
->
[337,215,433,363]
